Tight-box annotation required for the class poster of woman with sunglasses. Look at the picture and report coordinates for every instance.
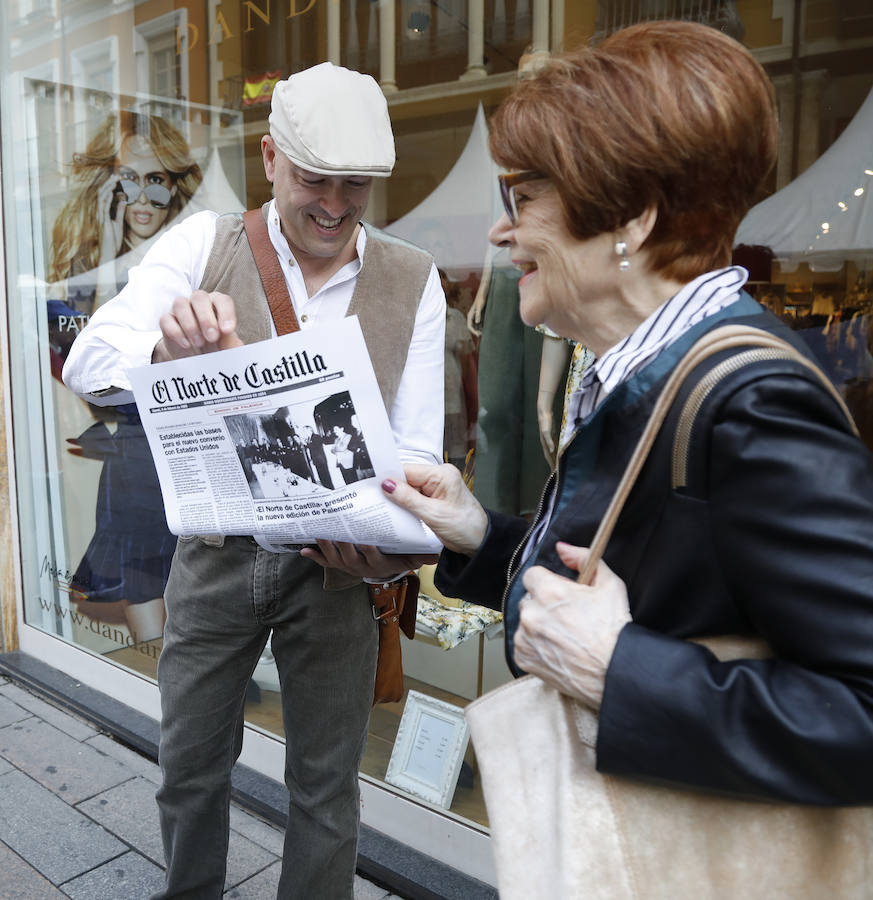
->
[48,111,202,338]
[46,110,202,646]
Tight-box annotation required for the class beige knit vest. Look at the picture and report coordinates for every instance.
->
[198,205,432,415]
[197,205,434,589]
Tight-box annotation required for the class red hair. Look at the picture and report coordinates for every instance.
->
[489,21,778,283]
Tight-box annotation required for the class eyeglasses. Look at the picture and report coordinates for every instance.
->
[115,177,172,210]
[498,170,546,224]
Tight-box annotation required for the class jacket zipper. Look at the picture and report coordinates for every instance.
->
[500,470,555,616]
[671,348,800,490]
[500,428,578,617]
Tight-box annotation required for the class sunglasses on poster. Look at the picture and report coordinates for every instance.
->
[114,178,173,210]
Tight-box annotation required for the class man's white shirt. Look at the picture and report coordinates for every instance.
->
[62,200,445,466]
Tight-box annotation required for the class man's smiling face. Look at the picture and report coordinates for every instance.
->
[263,136,373,264]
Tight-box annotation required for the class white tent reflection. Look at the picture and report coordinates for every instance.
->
[180,145,246,218]
[61,145,245,296]
[736,85,873,273]
[386,104,499,277]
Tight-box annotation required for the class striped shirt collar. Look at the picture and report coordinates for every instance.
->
[569,266,749,425]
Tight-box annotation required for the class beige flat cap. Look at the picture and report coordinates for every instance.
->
[269,63,395,177]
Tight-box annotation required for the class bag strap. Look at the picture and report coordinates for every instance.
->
[577,324,858,586]
[242,208,300,336]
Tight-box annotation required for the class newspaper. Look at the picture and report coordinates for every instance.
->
[127,316,441,554]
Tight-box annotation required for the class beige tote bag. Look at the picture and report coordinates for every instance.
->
[466,326,873,900]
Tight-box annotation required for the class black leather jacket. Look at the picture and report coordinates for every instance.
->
[437,299,873,804]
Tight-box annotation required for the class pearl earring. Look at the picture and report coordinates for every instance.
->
[615,241,630,272]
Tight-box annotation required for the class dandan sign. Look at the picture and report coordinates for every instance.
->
[176,0,319,54]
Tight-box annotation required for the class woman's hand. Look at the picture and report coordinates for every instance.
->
[382,463,488,557]
[515,542,631,710]
[97,176,125,261]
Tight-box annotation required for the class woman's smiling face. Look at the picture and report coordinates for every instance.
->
[489,180,619,345]
[116,136,174,246]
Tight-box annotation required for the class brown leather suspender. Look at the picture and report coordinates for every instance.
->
[242,208,301,336]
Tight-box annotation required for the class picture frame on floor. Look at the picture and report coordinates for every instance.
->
[385,690,470,810]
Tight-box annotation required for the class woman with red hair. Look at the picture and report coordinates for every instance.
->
[366,20,873,810]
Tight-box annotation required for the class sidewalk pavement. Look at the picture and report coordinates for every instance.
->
[0,675,407,900]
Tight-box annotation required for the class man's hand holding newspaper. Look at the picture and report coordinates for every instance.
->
[127,316,443,561]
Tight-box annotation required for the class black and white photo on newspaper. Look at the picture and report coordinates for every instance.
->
[126,316,441,553]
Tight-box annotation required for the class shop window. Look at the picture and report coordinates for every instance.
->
[150,39,179,99]
[134,10,189,126]
[5,0,872,854]
[15,0,55,24]
[484,0,532,47]
[342,0,381,75]
[595,0,745,40]
[399,0,468,64]
[70,38,120,141]
[837,0,873,39]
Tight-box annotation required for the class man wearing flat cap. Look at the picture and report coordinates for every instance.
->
[64,63,445,899]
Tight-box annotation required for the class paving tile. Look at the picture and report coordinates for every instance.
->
[229,804,285,856]
[84,733,162,785]
[0,718,131,804]
[77,775,165,865]
[62,849,166,899]
[223,871,395,900]
[0,840,67,899]
[223,861,281,898]
[0,683,97,741]
[353,874,392,899]
[0,770,126,884]
[77,776,281,891]
[225,829,280,892]
[81,777,288,889]
[0,695,31,729]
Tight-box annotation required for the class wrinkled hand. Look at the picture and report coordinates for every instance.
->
[154,290,244,361]
[382,464,488,557]
[515,542,631,710]
[300,541,439,580]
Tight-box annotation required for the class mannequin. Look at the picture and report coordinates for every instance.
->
[470,248,554,515]
[536,328,595,468]
[440,270,475,468]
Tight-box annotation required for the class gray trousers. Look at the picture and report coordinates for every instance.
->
[151,536,377,900]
